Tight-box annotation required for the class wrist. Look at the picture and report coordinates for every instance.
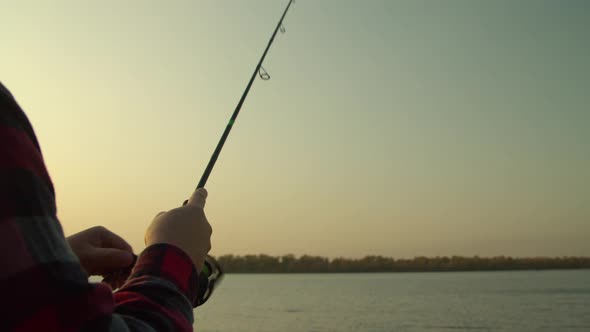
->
[144,241,205,273]
[132,243,199,304]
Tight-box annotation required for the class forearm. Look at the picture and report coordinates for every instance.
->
[0,82,198,331]
[113,244,199,331]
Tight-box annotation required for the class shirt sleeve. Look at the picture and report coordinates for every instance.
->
[0,82,198,332]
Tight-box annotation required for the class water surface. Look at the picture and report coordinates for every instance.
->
[195,270,590,331]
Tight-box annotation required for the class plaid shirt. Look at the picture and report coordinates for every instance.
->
[0,82,199,331]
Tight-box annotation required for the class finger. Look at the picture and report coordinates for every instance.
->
[187,188,208,208]
[102,254,136,288]
[102,270,129,289]
[91,248,135,273]
[99,228,133,253]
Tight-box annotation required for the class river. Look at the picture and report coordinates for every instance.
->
[195,270,590,331]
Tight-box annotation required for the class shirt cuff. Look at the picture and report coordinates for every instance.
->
[131,243,199,306]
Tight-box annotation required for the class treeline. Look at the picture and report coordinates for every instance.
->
[215,254,590,273]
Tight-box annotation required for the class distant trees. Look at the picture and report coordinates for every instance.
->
[214,254,590,273]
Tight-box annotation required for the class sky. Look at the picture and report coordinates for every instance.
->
[2,0,589,259]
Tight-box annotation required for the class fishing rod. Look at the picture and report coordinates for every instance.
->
[185,0,295,306]
[184,0,295,202]
[105,1,295,307]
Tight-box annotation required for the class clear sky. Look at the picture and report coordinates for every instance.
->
[2,0,589,258]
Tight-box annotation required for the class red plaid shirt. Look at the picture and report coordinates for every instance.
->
[0,82,199,331]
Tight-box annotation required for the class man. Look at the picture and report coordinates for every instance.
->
[0,81,212,331]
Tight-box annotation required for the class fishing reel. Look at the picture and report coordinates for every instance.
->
[195,255,224,307]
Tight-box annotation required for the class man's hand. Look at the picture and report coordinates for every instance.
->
[145,188,212,271]
[67,226,135,277]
